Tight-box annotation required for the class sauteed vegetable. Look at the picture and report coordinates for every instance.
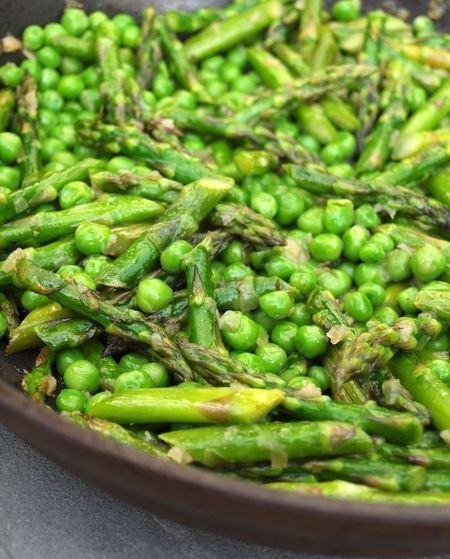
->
[1,0,450,504]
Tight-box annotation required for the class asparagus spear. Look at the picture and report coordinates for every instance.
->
[137,7,161,90]
[154,16,206,98]
[285,165,450,229]
[400,80,450,138]
[184,233,217,349]
[0,293,18,331]
[0,88,14,132]
[355,60,408,174]
[8,302,74,354]
[0,238,79,288]
[165,8,218,34]
[96,29,128,125]
[414,289,450,323]
[13,258,196,383]
[90,169,182,204]
[64,412,168,459]
[234,64,375,125]
[424,471,450,492]
[374,142,450,187]
[266,480,450,504]
[272,44,309,77]
[177,338,423,444]
[312,25,338,70]
[160,421,372,467]
[210,203,285,247]
[184,0,285,60]
[356,11,385,148]
[79,123,217,184]
[0,158,103,226]
[15,72,40,187]
[299,0,322,59]
[376,442,450,470]
[21,349,56,403]
[248,46,293,88]
[303,458,426,492]
[390,41,450,71]
[88,387,284,425]
[321,96,361,132]
[35,319,101,351]
[50,35,95,62]
[0,195,163,249]
[391,129,450,160]
[96,176,232,289]
[391,353,450,432]
[283,396,423,445]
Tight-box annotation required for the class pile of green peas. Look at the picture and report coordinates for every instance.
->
[0,5,449,415]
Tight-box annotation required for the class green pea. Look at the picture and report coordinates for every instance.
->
[426,332,449,352]
[371,233,395,253]
[372,306,399,326]
[397,287,419,315]
[82,67,100,88]
[270,321,298,353]
[44,22,66,45]
[115,370,153,392]
[358,282,386,306]
[60,56,84,75]
[413,15,435,37]
[37,46,61,69]
[354,263,388,286]
[62,8,89,36]
[21,290,50,311]
[122,25,142,49]
[427,168,450,209]
[40,89,64,112]
[297,206,324,235]
[58,74,84,99]
[140,363,170,388]
[320,141,347,165]
[51,150,78,168]
[386,249,411,282]
[255,343,287,375]
[332,0,360,21]
[288,302,312,327]
[355,204,381,228]
[310,233,343,262]
[58,264,83,280]
[204,79,228,97]
[221,310,259,351]
[0,132,22,164]
[107,156,135,173]
[63,359,100,393]
[295,325,328,359]
[0,166,21,190]
[80,89,102,112]
[153,76,175,99]
[328,163,354,178]
[119,353,150,372]
[234,352,266,373]
[265,256,296,281]
[160,240,193,274]
[296,134,319,154]
[259,290,293,320]
[289,270,317,297]
[137,278,173,313]
[221,240,244,265]
[323,199,354,234]
[252,309,275,332]
[307,365,330,392]
[0,63,24,87]
[56,388,87,412]
[224,263,253,282]
[59,181,93,209]
[317,270,351,298]
[211,261,225,284]
[84,255,110,278]
[182,133,205,152]
[359,242,385,264]
[343,291,374,322]
[411,246,446,282]
[338,261,356,280]
[250,192,278,219]
[276,191,305,225]
[75,222,110,256]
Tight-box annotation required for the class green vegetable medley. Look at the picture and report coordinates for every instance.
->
[0,0,449,505]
